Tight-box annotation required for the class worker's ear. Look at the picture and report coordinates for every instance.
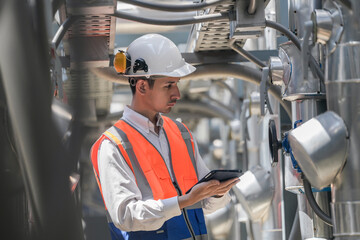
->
[136,79,147,94]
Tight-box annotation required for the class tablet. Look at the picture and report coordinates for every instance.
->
[186,169,242,194]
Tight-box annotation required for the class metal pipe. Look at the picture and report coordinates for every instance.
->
[265,19,325,83]
[117,0,229,12]
[240,100,250,171]
[326,42,360,239]
[229,39,266,69]
[168,100,235,121]
[93,63,292,118]
[112,10,231,26]
[90,67,128,84]
[214,80,241,119]
[248,0,257,14]
[51,15,80,49]
[0,0,83,239]
[325,2,360,237]
[198,92,235,114]
[183,63,292,118]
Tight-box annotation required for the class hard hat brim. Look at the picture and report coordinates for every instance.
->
[123,62,196,78]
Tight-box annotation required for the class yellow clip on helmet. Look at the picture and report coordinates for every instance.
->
[113,34,195,78]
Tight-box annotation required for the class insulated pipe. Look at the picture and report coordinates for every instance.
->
[325,1,360,237]
[0,0,83,239]
[92,64,291,118]
[117,0,229,12]
[169,100,235,121]
[214,80,241,119]
[182,63,291,118]
[95,99,236,125]
[228,40,277,116]
[90,67,128,84]
[91,63,291,118]
[112,11,231,26]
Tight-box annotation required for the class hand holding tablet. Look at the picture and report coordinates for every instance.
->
[186,169,242,194]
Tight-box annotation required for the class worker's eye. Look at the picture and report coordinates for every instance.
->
[165,84,172,89]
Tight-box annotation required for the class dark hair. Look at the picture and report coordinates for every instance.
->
[129,77,155,95]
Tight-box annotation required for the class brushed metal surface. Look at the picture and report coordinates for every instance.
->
[288,111,348,190]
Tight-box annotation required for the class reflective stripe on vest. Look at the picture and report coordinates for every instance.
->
[90,116,200,201]
[110,116,199,199]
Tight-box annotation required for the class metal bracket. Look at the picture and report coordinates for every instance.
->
[230,0,265,40]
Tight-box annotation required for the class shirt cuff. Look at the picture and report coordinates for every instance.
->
[161,196,182,218]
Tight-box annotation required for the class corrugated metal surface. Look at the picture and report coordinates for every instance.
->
[190,0,241,51]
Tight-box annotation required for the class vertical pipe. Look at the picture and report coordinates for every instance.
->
[259,98,283,240]
[0,76,30,240]
[0,0,83,239]
[326,41,360,239]
[286,98,332,239]
[285,2,331,238]
[325,1,360,238]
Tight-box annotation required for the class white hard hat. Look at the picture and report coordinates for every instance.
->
[114,34,196,78]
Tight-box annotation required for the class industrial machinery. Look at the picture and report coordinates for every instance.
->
[0,0,359,239]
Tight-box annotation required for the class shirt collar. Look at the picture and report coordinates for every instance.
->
[122,105,164,134]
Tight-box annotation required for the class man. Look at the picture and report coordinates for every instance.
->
[91,34,239,240]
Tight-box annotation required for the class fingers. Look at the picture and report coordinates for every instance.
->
[223,177,240,188]
[212,178,240,195]
[188,178,240,200]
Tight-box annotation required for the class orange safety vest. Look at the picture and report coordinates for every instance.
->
[90,116,207,240]
[91,116,199,204]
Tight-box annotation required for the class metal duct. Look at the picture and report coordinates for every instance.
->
[325,1,360,238]
[182,63,292,118]
[233,165,274,221]
[91,63,292,118]
[326,41,360,239]
[168,100,235,121]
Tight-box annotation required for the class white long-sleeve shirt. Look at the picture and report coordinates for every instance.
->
[98,106,230,232]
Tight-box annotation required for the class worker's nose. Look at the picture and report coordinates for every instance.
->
[172,85,181,100]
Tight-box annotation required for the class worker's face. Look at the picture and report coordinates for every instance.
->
[145,77,181,114]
